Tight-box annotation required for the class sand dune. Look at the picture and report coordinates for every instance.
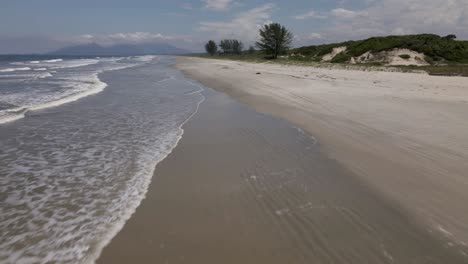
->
[177,57,468,252]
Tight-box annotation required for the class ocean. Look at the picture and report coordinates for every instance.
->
[0,55,205,263]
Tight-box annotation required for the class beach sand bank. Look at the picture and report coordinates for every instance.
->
[175,57,468,255]
[98,81,466,263]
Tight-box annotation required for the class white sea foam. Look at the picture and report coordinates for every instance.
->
[0,57,138,125]
[0,107,28,124]
[49,59,99,69]
[133,55,157,62]
[0,64,208,263]
[32,74,107,112]
[87,78,206,264]
[29,60,40,64]
[43,59,63,63]
[0,67,31,72]
[34,68,48,71]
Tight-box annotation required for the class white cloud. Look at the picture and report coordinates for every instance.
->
[202,0,235,11]
[199,3,275,43]
[301,0,468,45]
[330,8,363,19]
[294,10,327,20]
[308,33,323,40]
[63,32,192,46]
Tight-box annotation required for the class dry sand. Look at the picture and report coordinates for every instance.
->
[176,57,468,254]
[99,87,466,263]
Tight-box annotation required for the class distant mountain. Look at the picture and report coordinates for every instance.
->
[48,43,190,56]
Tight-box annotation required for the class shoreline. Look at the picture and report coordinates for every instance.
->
[98,61,467,263]
[176,57,468,252]
[87,69,207,264]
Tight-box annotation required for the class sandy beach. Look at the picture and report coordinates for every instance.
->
[175,58,468,255]
[98,59,468,263]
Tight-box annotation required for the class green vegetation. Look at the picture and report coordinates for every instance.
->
[204,40,217,56]
[201,30,468,76]
[331,52,352,63]
[220,39,244,55]
[292,34,468,63]
[256,23,293,59]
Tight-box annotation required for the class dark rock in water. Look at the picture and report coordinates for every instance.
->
[256,72,261,74]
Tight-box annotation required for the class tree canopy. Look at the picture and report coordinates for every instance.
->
[205,40,218,56]
[256,23,293,59]
[219,39,244,55]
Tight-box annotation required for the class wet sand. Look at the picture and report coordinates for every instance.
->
[176,57,468,251]
[98,87,466,263]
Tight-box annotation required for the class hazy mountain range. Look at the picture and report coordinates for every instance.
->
[48,43,190,56]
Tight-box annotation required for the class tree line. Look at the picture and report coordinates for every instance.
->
[205,23,293,59]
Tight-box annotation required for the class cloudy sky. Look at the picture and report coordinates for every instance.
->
[1,0,467,53]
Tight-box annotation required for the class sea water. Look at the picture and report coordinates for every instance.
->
[0,55,204,263]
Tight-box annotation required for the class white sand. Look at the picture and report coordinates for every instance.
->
[177,57,468,248]
[322,46,347,61]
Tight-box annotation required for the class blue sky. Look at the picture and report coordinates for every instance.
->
[1,0,467,53]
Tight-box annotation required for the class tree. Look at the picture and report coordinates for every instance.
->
[219,39,233,54]
[205,40,218,56]
[248,46,256,54]
[256,23,293,59]
[219,39,243,55]
[232,40,244,55]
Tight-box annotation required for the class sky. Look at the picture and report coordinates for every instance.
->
[0,0,467,53]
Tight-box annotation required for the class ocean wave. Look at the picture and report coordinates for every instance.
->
[34,68,48,71]
[133,55,157,62]
[0,74,106,124]
[29,61,40,64]
[0,107,28,124]
[0,61,207,263]
[43,59,63,63]
[49,59,99,69]
[0,67,32,73]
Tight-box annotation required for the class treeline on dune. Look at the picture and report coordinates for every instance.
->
[203,25,468,65]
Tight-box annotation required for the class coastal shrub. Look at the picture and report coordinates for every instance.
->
[399,54,411,59]
[425,55,435,64]
[292,34,468,63]
[331,52,352,63]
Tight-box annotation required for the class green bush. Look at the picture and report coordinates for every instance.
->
[292,34,468,63]
[331,52,352,63]
[399,54,411,59]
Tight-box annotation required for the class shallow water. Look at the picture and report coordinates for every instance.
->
[0,56,204,263]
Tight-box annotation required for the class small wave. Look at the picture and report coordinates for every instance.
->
[31,74,107,112]
[29,61,40,64]
[34,68,48,71]
[133,55,157,62]
[0,67,32,73]
[0,107,28,124]
[37,72,53,79]
[43,59,63,63]
[0,74,106,124]
[50,59,99,69]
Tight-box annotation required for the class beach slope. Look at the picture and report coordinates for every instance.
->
[176,57,468,249]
